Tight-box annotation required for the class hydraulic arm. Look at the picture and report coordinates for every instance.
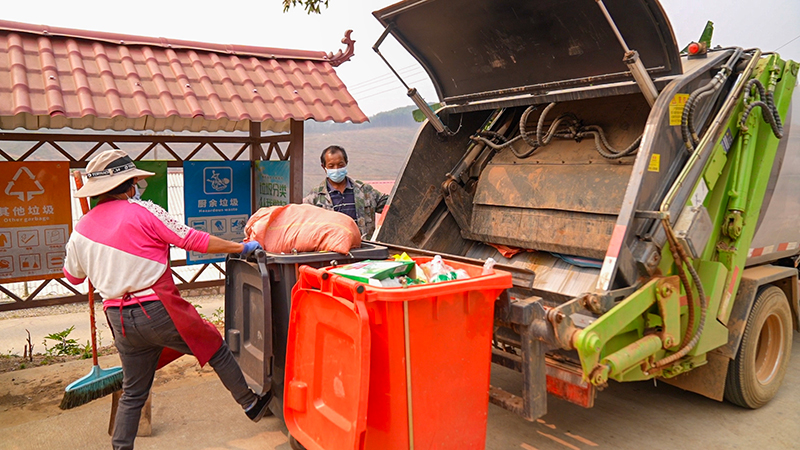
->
[571,53,798,386]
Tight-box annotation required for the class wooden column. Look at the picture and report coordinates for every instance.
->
[109,390,152,436]
[288,119,304,204]
[249,121,263,212]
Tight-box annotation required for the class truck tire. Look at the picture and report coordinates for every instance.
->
[724,285,793,408]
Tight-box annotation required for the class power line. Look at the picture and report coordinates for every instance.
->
[346,64,420,89]
[775,33,800,51]
[354,85,405,101]
[351,63,418,81]
[349,68,424,90]
[348,70,426,95]
[349,73,426,96]
[355,78,436,101]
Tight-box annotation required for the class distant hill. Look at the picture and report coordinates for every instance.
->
[306,105,420,132]
[0,105,424,195]
[302,105,421,193]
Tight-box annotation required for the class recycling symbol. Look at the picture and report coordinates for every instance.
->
[5,167,45,201]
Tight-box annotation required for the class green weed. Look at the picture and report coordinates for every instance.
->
[43,326,91,358]
[193,303,224,326]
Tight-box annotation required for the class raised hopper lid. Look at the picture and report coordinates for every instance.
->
[373,0,682,104]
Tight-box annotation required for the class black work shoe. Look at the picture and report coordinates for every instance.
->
[245,390,273,422]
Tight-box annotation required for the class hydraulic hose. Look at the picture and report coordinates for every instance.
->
[520,104,545,148]
[682,77,720,150]
[470,102,642,160]
[475,130,509,144]
[688,75,725,144]
[578,126,642,160]
[740,79,784,138]
[653,219,707,368]
[660,218,696,349]
[470,106,535,153]
[681,48,744,152]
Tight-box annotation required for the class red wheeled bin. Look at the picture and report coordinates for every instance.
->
[283,257,512,450]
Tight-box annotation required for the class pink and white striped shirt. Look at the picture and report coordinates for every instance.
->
[63,198,210,309]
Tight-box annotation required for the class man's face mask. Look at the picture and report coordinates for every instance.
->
[326,167,347,183]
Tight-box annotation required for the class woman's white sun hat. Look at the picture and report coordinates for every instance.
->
[74,150,155,198]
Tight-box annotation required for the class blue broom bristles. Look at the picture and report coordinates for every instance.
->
[59,364,123,410]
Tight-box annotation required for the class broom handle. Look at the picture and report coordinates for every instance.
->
[72,171,99,367]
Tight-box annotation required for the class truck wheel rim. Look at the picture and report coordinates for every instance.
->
[755,313,784,385]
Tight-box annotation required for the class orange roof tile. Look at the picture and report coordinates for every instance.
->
[0,20,367,133]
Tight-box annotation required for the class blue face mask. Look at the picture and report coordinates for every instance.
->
[133,179,147,200]
[326,167,347,183]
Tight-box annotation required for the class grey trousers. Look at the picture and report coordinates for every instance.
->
[105,301,256,450]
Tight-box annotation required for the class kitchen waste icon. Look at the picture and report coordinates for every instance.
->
[204,168,232,194]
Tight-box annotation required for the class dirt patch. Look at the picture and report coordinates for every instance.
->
[0,351,216,431]
[0,362,75,428]
[0,325,223,429]
[0,380,65,411]
[0,349,118,416]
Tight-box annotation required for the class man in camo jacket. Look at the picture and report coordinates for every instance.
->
[303,145,388,238]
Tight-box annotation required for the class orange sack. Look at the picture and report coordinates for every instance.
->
[244,204,361,254]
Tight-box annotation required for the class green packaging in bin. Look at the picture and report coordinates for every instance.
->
[328,260,414,286]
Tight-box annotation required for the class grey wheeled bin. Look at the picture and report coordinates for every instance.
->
[224,242,389,418]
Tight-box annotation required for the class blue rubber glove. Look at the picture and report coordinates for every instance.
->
[241,241,262,258]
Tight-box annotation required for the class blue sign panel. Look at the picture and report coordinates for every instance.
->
[183,161,251,265]
[255,160,290,208]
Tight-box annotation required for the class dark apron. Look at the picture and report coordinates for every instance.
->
[146,268,223,369]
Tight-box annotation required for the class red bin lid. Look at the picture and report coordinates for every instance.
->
[284,287,371,450]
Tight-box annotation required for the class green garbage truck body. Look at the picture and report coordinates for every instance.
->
[371,0,799,419]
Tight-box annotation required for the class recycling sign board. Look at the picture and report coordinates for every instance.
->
[255,160,290,208]
[0,162,71,282]
[183,161,251,265]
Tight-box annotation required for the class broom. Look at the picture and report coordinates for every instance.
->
[59,170,123,410]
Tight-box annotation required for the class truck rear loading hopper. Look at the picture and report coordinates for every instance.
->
[371,0,800,420]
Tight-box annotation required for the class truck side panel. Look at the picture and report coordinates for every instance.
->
[748,98,800,265]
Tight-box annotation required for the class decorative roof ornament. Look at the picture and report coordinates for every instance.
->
[326,30,355,67]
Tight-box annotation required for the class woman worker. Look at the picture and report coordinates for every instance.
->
[62,150,270,450]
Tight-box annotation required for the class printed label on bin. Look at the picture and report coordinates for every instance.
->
[284,288,371,450]
[329,260,414,284]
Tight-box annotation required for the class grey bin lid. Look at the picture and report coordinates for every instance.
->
[373,0,682,104]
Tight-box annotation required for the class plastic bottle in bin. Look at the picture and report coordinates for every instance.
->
[482,257,497,275]
[421,255,470,283]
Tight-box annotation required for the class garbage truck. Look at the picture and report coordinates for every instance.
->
[368,0,799,420]
[225,0,799,445]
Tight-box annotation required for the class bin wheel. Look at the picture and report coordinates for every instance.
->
[724,286,793,408]
[289,434,307,450]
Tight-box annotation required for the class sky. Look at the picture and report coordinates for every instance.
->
[4,0,799,117]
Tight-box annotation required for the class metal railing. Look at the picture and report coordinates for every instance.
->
[0,120,304,311]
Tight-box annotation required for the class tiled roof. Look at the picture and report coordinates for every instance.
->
[0,20,367,133]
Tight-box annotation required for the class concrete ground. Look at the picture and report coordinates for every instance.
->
[1,299,798,449]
